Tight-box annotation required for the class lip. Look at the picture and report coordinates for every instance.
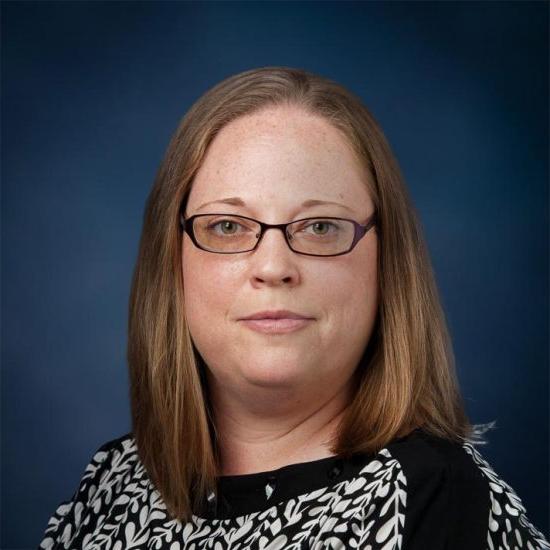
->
[238,310,315,335]
[239,310,313,321]
[239,318,314,334]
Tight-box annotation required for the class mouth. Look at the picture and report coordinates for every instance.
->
[238,317,314,334]
[239,310,314,321]
[237,310,315,334]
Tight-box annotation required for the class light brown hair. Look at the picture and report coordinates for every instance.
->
[127,66,487,521]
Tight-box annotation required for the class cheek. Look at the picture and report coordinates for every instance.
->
[181,241,240,345]
[319,254,378,343]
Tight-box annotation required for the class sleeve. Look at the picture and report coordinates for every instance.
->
[390,433,550,550]
[398,442,491,549]
[38,435,130,550]
[462,442,550,550]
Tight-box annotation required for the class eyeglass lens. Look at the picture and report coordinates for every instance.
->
[192,214,356,255]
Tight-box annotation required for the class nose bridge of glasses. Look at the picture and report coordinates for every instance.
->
[256,221,294,249]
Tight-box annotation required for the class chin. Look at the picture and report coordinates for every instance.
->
[239,357,310,388]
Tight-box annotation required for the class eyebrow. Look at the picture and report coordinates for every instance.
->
[196,196,355,213]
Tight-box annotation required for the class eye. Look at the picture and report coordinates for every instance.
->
[204,216,260,237]
[207,219,244,235]
[302,220,339,235]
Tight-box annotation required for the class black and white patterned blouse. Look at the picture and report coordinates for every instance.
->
[39,427,549,549]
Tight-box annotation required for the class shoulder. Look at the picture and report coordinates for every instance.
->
[90,432,138,468]
[49,431,139,501]
[72,432,140,495]
[373,428,550,549]
[327,429,489,549]
[39,432,141,550]
[386,427,490,495]
[460,438,550,549]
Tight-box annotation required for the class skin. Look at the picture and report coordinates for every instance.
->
[182,105,378,475]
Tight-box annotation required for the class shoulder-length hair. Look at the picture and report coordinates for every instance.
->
[128,66,485,521]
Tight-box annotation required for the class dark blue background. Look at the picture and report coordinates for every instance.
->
[2,1,548,547]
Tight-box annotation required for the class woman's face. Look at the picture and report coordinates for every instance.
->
[182,105,378,407]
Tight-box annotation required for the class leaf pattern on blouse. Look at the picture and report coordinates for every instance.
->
[39,435,549,550]
[462,442,549,550]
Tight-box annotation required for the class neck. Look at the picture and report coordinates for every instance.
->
[209,379,353,476]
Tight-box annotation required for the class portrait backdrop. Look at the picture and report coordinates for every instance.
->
[1,1,548,546]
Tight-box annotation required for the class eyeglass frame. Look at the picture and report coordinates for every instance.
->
[179,209,378,257]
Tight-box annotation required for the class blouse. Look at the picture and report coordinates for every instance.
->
[39,427,549,549]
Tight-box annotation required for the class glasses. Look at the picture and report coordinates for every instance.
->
[179,211,377,257]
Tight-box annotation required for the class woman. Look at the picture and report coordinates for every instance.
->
[40,66,549,549]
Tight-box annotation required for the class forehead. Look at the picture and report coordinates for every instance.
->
[186,106,374,216]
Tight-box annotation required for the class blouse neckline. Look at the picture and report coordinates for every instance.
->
[196,428,423,519]
[198,452,372,520]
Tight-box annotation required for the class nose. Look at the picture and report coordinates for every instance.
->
[249,226,301,287]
